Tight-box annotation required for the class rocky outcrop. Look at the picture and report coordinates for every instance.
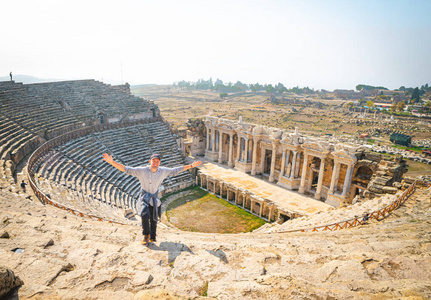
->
[0,266,23,298]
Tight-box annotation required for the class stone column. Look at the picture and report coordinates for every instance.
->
[228,133,234,167]
[241,138,245,161]
[299,153,309,194]
[206,127,210,150]
[290,151,298,178]
[251,138,258,175]
[268,206,273,222]
[260,146,266,174]
[259,202,263,217]
[341,164,353,197]
[269,143,277,182]
[315,158,326,200]
[218,132,223,163]
[329,162,341,194]
[285,150,291,176]
[279,150,286,180]
[307,165,314,190]
[245,138,249,162]
[212,129,216,152]
[236,137,241,162]
[294,152,301,177]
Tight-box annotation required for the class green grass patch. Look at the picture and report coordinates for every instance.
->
[391,144,424,153]
[166,187,266,233]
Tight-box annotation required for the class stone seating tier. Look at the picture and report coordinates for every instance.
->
[0,79,160,188]
[32,121,193,220]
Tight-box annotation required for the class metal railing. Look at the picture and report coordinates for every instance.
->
[274,180,429,234]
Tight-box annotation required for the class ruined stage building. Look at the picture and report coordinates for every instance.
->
[180,116,407,222]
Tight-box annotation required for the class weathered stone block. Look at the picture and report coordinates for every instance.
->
[382,186,398,194]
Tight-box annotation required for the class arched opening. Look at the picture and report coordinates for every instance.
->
[355,166,373,181]
[280,213,291,223]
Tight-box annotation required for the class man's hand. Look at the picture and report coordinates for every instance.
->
[102,153,114,164]
[102,153,125,172]
[191,161,202,168]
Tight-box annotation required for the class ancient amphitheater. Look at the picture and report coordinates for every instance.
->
[0,79,430,299]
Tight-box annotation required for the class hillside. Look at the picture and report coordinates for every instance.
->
[1,185,430,299]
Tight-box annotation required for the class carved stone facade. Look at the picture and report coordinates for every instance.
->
[194,116,408,207]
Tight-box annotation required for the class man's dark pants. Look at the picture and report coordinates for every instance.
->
[141,204,157,239]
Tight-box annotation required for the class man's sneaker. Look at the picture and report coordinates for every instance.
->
[141,234,150,245]
[149,237,157,243]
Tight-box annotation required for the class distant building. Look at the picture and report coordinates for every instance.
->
[390,132,412,146]
[374,103,390,110]
[334,89,362,100]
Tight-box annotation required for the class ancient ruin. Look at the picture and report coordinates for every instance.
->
[1,79,430,299]
[182,116,408,217]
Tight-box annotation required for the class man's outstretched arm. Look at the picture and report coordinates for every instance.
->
[102,153,125,172]
[183,160,202,171]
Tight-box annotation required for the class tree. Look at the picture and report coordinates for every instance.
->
[356,84,388,91]
[219,92,228,99]
[399,86,406,92]
[366,100,374,108]
[346,102,354,111]
[233,81,247,92]
[411,87,420,103]
[390,103,397,112]
[396,101,405,112]
[275,83,287,93]
[278,86,288,93]
[265,84,275,94]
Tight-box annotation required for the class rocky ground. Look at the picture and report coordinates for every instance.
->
[1,186,431,299]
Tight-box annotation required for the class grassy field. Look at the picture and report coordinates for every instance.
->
[165,187,266,233]
[405,160,431,176]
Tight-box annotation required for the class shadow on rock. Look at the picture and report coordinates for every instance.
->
[148,241,194,263]
[206,249,228,264]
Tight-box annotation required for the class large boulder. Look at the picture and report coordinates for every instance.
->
[0,266,23,298]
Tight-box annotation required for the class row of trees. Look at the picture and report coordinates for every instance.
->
[175,79,430,103]
[355,84,388,91]
[357,83,430,104]
[174,78,316,95]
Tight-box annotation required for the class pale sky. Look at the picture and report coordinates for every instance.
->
[1,0,430,90]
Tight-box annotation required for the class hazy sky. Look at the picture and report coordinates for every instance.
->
[1,0,430,90]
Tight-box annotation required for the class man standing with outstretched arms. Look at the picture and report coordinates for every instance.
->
[102,153,201,245]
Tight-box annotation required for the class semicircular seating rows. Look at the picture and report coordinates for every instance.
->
[0,79,193,223]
